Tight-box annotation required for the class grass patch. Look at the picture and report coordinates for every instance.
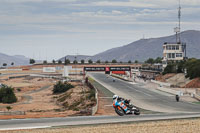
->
[192,101,200,104]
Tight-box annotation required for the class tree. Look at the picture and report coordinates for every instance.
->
[96,60,101,63]
[53,81,74,94]
[81,59,85,64]
[52,59,56,64]
[43,60,47,64]
[163,63,176,75]
[58,60,62,64]
[185,58,200,79]
[6,106,12,111]
[3,63,7,67]
[88,59,93,64]
[135,60,138,63]
[11,62,14,66]
[105,60,109,64]
[65,58,70,65]
[154,57,162,63]
[73,60,78,64]
[128,60,132,64]
[29,59,35,64]
[112,59,117,63]
[145,58,154,64]
[0,84,17,104]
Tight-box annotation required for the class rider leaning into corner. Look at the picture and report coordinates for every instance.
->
[112,95,131,114]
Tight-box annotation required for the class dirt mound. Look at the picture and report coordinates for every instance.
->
[55,82,96,115]
[184,78,200,88]
[155,73,176,82]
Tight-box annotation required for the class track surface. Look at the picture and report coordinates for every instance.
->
[1,113,200,130]
[89,73,200,113]
[1,72,200,130]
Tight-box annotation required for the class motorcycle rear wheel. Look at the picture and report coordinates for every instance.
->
[134,109,140,115]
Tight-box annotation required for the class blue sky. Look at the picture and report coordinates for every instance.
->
[0,0,200,60]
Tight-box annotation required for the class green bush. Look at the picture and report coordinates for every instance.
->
[162,58,200,80]
[185,58,200,79]
[0,85,17,104]
[53,81,74,94]
[162,63,176,75]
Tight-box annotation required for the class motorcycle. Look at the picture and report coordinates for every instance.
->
[113,99,140,116]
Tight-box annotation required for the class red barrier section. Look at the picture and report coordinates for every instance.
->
[112,71,125,75]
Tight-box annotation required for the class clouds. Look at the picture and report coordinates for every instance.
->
[0,0,199,60]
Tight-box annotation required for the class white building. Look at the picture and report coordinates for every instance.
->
[162,42,186,68]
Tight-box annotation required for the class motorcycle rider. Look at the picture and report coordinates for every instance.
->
[112,95,131,114]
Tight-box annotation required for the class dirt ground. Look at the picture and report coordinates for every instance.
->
[0,72,114,119]
[0,74,88,119]
[155,73,200,88]
[1,118,200,133]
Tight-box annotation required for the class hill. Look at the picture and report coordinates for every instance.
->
[0,53,30,66]
[59,30,200,62]
[91,30,200,62]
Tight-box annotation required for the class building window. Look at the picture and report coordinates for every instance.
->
[176,45,179,50]
[172,53,175,58]
[176,53,182,57]
[168,53,172,58]
[172,46,176,50]
[169,45,172,50]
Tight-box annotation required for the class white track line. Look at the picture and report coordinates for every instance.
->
[0,126,51,131]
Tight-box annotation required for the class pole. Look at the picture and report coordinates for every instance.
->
[178,0,181,43]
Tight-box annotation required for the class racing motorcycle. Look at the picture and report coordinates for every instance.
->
[113,99,140,116]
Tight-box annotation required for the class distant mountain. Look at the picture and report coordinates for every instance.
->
[0,53,30,66]
[58,55,92,62]
[60,30,200,62]
[91,30,200,62]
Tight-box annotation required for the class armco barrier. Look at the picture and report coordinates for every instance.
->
[92,86,98,115]
[151,80,171,87]
[111,74,131,82]
[157,87,182,95]
[194,94,200,101]
[87,80,98,116]
[0,111,25,115]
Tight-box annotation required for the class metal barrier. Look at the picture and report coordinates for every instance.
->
[151,80,171,87]
[87,80,99,116]
[0,111,25,115]
[92,86,98,116]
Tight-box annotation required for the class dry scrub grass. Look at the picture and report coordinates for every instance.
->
[2,118,200,133]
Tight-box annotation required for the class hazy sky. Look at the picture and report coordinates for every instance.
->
[0,0,200,61]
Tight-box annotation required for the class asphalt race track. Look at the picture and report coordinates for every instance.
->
[89,73,200,113]
[1,72,200,130]
[1,113,200,130]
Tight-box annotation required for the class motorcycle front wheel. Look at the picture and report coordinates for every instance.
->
[115,107,125,116]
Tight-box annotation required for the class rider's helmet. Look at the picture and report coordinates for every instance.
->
[113,95,119,100]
